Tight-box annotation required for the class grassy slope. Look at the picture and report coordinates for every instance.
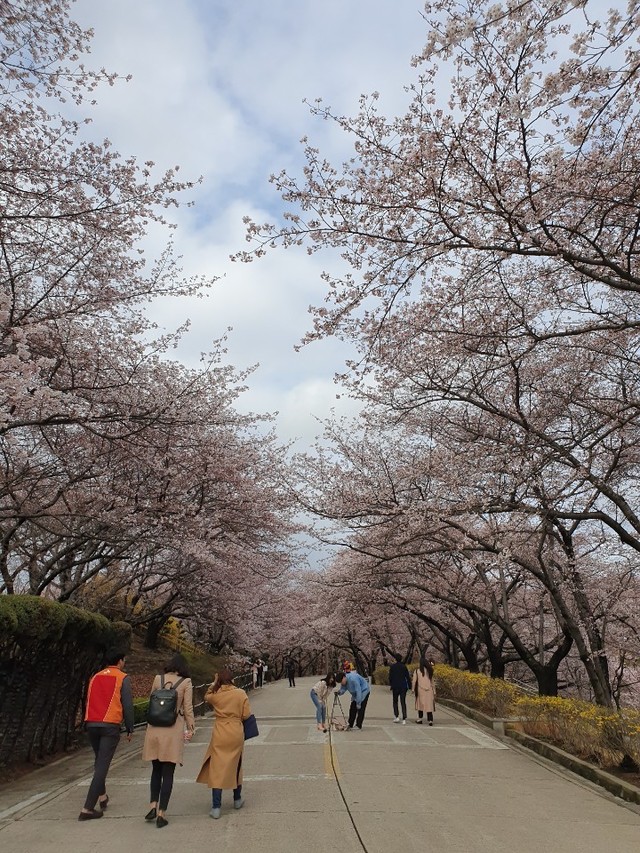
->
[126,633,225,697]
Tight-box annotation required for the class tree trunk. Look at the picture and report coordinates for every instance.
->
[534,666,558,697]
[144,616,168,649]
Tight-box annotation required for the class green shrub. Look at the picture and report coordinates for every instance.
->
[373,662,419,686]
[133,698,150,725]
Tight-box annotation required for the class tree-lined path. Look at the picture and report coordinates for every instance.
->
[1,679,639,853]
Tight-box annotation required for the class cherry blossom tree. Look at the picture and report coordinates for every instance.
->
[240,1,640,320]
[238,0,640,703]
[293,410,640,702]
[0,1,301,656]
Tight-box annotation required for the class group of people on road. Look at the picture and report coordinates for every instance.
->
[250,658,267,688]
[388,654,436,725]
[79,647,435,829]
[79,648,252,828]
[308,656,435,732]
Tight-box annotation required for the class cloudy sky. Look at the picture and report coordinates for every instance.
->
[71,0,427,449]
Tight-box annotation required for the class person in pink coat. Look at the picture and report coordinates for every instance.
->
[142,654,195,827]
[412,657,436,725]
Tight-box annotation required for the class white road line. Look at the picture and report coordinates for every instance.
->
[77,774,329,786]
[0,791,50,820]
[454,727,509,749]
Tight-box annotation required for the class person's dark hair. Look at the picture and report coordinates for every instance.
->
[393,653,402,663]
[164,653,190,678]
[323,673,336,687]
[419,657,434,679]
[334,671,346,684]
[104,647,128,666]
[212,668,234,693]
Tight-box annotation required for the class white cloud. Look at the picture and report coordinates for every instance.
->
[70,0,424,450]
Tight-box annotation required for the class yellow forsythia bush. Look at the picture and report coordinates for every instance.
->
[516,695,640,767]
[434,664,519,717]
[373,663,418,686]
[375,662,640,769]
[433,665,640,768]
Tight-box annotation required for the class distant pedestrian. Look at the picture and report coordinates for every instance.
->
[142,653,195,828]
[286,659,296,687]
[335,669,371,730]
[388,654,411,724]
[256,659,263,688]
[262,660,268,685]
[196,669,252,819]
[78,648,134,821]
[310,674,336,731]
[251,661,259,689]
[412,657,436,725]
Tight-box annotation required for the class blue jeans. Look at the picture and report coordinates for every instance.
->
[310,689,325,724]
[212,785,242,808]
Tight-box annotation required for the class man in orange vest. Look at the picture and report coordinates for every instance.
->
[79,648,134,821]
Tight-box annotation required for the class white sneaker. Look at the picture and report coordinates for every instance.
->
[402,719,407,725]
[393,717,400,723]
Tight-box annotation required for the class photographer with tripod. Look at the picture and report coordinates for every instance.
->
[334,669,371,731]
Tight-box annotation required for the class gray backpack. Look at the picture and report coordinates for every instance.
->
[147,675,186,727]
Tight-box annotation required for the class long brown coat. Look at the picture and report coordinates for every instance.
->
[412,667,436,714]
[142,672,195,766]
[196,684,251,790]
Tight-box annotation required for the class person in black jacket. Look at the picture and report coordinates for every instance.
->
[388,654,411,724]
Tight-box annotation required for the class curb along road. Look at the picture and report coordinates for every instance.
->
[0,736,143,828]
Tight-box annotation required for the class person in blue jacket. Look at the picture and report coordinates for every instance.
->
[335,669,371,730]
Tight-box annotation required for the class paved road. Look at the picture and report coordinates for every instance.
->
[1,676,640,852]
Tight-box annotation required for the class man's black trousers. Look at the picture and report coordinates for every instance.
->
[348,692,370,729]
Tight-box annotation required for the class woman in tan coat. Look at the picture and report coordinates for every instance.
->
[412,657,436,725]
[142,654,195,828]
[196,668,252,819]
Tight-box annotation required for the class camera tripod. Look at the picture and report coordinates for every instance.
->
[329,691,349,731]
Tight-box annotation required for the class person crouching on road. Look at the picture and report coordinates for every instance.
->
[142,653,195,828]
[310,673,336,731]
[196,669,252,819]
[335,669,371,730]
[412,657,436,725]
[79,647,134,821]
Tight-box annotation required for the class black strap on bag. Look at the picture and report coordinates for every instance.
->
[147,674,186,727]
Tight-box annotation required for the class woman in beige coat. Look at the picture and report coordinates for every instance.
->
[142,654,195,828]
[196,668,252,819]
[412,657,436,725]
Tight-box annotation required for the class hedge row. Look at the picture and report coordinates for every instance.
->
[0,595,131,767]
